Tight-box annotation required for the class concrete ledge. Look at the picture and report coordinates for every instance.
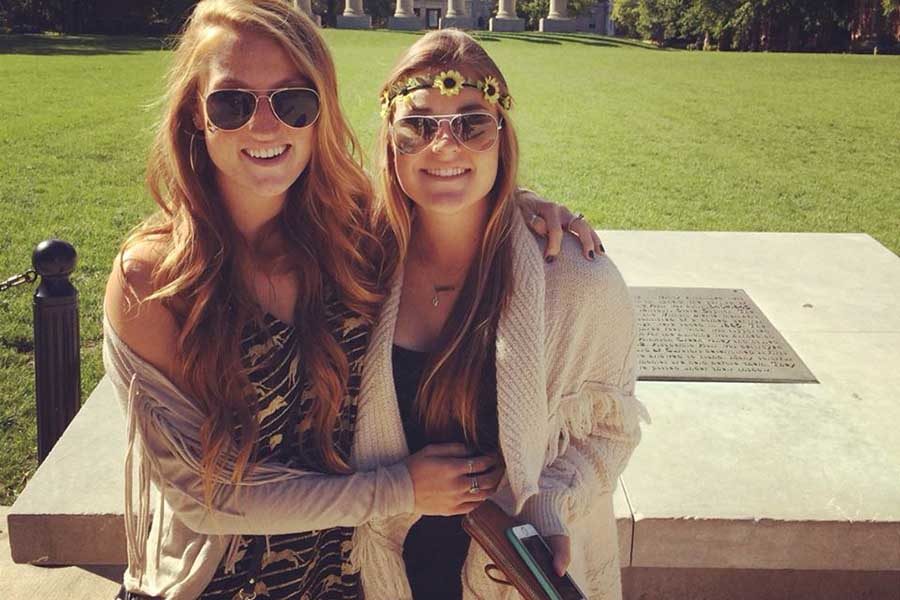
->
[9,232,900,579]
[621,567,900,600]
[489,17,525,32]
[440,16,474,30]
[8,377,126,565]
[539,17,577,32]
[388,16,423,30]
[632,516,900,571]
[1,506,124,600]
[335,14,371,29]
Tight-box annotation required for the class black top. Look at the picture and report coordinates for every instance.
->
[392,344,499,600]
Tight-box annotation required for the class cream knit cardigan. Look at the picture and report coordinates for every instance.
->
[350,213,649,600]
[102,211,647,599]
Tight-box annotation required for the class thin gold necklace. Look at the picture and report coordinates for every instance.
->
[431,283,456,307]
[410,248,469,308]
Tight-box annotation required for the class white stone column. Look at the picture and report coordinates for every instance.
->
[445,0,461,18]
[336,0,371,28]
[490,0,524,31]
[547,0,566,18]
[441,0,473,28]
[389,0,422,29]
[496,0,514,18]
[540,0,575,32]
[293,0,321,26]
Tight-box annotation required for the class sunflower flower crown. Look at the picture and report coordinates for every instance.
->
[380,69,513,119]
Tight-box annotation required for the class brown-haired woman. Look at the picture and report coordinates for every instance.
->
[102,2,598,599]
[353,30,650,600]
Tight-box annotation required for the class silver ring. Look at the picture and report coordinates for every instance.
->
[468,475,480,494]
[529,213,540,226]
[566,213,585,233]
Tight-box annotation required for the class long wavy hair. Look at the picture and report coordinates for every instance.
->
[373,30,520,451]
[122,0,382,501]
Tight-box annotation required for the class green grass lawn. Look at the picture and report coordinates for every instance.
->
[1,31,898,504]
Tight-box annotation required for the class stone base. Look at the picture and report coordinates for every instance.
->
[440,16,474,30]
[489,16,525,32]
[539,17,576,32]
[11,232,900,578]
[388,15,423,30]
[336,14,371,29]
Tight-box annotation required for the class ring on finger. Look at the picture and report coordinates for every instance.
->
[566,213,585,234]
[468,475,480,494]
[529,213,541,227]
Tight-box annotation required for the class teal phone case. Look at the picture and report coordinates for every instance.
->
[505,528,562,600]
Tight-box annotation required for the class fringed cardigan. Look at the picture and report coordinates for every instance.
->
[103,211,648,599]
[349,213,649,600]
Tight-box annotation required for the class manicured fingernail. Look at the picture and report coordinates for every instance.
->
[545,255,555,263]
[588,250,595,260]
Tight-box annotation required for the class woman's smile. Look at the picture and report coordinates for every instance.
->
[241,143,292,165]
[421,166,471,179]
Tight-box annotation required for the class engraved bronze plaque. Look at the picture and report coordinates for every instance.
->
[631,287,817,383]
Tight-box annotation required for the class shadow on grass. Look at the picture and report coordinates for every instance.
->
[0,34,170,55]
[474,31,669,50]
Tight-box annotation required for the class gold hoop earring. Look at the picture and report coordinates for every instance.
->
[189,131,205,174]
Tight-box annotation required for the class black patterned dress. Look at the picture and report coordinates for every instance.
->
[199,296,370,600]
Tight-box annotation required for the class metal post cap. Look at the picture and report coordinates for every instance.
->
[32,239,77,277]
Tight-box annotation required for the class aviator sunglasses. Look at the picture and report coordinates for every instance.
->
[391,112,503,155]
[204,87,320,131]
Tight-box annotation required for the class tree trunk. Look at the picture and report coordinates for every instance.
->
[64,0,81,34]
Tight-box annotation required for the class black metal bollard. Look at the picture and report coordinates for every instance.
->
[32,239,81,464]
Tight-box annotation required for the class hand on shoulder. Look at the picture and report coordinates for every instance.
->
[543,234,633,326]
[104,240,181,384]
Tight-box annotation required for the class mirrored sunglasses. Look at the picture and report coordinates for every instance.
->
[390,112,502,155]
[204,87,320,131]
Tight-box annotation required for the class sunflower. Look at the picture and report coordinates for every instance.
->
[481,76,501,104]
[499,95,513,111]
[380,90,391,119]
[433,70,464,96]
[404,77,421,92]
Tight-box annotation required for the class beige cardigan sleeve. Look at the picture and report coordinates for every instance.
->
[103,318,415,538]
[519,254,648,537]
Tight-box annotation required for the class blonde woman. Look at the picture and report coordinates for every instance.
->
[102,2,597,599]
[350,30,650,600]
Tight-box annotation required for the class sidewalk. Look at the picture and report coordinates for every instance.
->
[1,506,122,600]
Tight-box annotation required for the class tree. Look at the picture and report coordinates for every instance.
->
[608,0,872,52]
[611,0,642,37]
[517,0,598,30]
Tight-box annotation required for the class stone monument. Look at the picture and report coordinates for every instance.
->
[440,0,474,29]
[336,0,371,29]
[389,0,423,30]
[540,0,576,32]
[490,0,525,31]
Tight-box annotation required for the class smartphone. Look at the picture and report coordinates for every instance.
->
[506,524,588,600]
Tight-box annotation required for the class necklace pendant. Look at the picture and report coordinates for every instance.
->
[432,295,440,307]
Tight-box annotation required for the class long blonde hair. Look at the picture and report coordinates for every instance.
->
[373,30,520,450]
[123,0,382,500]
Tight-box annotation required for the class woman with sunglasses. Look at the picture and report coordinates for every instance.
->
[346,31,649,600]
[102,2,599,599]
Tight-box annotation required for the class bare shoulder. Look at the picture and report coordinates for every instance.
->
[104,239,180,382]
